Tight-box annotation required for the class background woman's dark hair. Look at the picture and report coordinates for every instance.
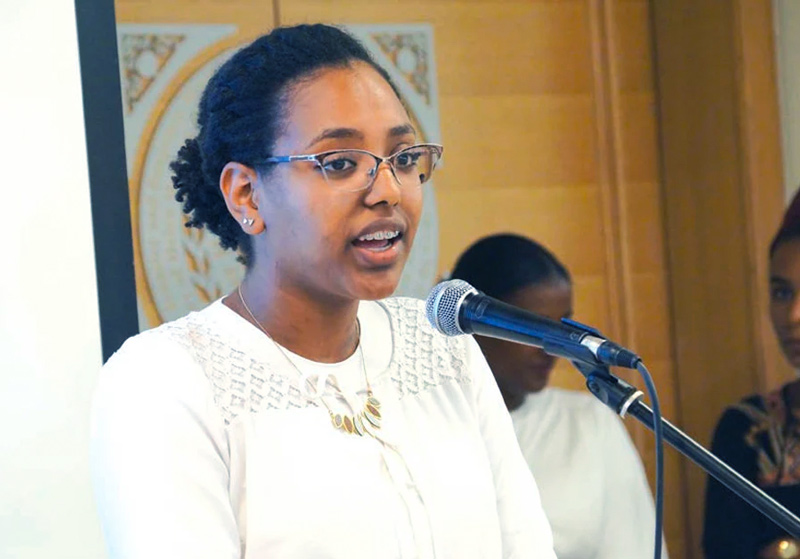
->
[171,24,402,266]
[450,233,571,301]
[771,223,800,257]
[770,186,800,257]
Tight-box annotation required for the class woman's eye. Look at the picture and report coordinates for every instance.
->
[322,157,357,174]
[771,286,794,302]
[395,151,421,169]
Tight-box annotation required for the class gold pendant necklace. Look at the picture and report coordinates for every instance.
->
[237,285,382,437]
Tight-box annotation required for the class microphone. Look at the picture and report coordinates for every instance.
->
[425,279,641,369]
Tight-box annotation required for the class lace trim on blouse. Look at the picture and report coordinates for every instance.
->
[146,297,471,425]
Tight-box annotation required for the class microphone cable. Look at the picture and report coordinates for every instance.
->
[634,360,664,559]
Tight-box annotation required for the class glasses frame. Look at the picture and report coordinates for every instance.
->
[259,143,444,192]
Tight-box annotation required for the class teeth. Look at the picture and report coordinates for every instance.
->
[358,230,399,242]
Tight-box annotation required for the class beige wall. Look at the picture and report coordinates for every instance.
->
[775,0,800,200]
[1,1,106,557]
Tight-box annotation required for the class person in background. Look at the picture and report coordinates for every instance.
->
[89,25,556,559]
[704,188,800,559]
[451,232,666,559]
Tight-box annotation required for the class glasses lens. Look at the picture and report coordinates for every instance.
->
[317,150,376,192]
[317,146,442,191]
[392,145,440,187]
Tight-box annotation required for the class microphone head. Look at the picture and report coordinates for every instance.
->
[425,279,478,336]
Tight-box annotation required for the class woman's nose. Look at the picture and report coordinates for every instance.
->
[789,296,800,325]
[364,163,401,206]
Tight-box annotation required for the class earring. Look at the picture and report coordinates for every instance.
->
[242,217,254,227]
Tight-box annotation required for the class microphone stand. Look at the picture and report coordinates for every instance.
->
[570,359,800,537]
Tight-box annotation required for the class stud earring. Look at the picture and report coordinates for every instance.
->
[242,217,254,227]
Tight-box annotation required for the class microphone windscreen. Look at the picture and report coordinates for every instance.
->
[425,279,476,336]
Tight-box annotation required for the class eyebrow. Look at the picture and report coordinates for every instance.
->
[305,128,363,149]
[305,124,416,150]
[388,124,416,138]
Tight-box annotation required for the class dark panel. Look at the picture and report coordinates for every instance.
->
[74,0,138,361]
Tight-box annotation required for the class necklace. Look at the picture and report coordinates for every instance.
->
[237,284,382,437]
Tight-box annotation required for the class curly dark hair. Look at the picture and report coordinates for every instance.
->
[450,233,571,301]
[171,24,402,266]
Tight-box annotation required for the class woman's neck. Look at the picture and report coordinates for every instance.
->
[500,384,527,412]
[225,272,360,363]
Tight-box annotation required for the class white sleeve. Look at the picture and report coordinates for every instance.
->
[465,337,557,559]
[90,335,241,559]
[595,406,668,559]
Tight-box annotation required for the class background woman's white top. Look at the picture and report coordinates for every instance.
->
[90,297,555,559]
[511,387,666,559]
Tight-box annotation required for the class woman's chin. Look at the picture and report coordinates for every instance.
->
[524,373,551,394]
[353,276,401,301]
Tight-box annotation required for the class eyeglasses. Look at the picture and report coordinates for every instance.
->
[260,143,443,192]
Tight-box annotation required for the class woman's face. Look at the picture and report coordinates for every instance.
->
[770,237,800,368]
[478,279,573,397]
[255,62,422,303]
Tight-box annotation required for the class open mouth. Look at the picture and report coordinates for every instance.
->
[351,230,404,252]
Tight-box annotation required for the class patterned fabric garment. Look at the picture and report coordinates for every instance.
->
[703,384,800,559]
[732,389,800,486]
[90,297,557,559]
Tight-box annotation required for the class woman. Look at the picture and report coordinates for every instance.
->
[451,233,665,559]
[704,189,800,559]
[89,25,556,558]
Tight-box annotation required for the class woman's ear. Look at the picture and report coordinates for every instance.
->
[220,162,265,234]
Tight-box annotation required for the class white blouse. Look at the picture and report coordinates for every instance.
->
[511,387,667,559]
[90,297,556,559]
